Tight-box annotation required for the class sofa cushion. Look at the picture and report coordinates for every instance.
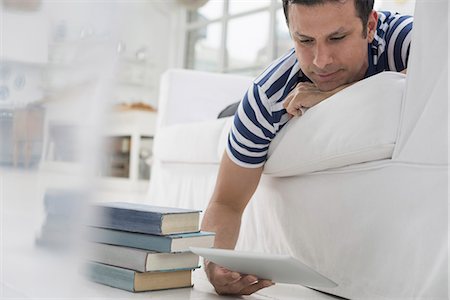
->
[154,117,229,164]
[264,72,405,176]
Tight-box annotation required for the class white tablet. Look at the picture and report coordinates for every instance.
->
[190,247,337,288]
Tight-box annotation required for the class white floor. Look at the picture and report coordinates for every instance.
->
[0,167,340,300]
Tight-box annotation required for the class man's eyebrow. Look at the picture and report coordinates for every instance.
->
[294,32,313,39]
[327,27,348,36]
[294,27,348,39]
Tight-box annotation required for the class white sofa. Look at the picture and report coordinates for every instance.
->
[148,1,448,299]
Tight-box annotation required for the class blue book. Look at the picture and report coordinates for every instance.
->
[90,202,201,235]
[88,227,215,253]
[85,261,193,292]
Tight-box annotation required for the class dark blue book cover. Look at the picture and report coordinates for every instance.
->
[90,202,201,235]
[88,227,215,253]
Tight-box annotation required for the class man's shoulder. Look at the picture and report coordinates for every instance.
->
[373,11,413,47]
[369,11,413,73]
[376,10,413,30]
[253,49,300,91]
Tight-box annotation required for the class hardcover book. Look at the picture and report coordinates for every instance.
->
[88,227,215,253]
[90,202,201,235]
[85,261,193,292]
[88,243,200,272]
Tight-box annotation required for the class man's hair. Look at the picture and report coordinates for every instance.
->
[282,0,375,37]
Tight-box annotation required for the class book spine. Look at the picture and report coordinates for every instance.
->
[86,262,136,292]
[89,227,173,252]
[88,243,148,272]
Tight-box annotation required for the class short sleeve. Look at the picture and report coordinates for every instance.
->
[226,83,276,168]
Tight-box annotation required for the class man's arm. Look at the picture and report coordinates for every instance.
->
[201,152,274,295]
[283,82,351,117]
[284,69,407,116]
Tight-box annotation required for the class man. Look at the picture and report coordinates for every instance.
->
[201,0,413,296]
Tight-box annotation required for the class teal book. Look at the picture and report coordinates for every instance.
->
[88,227,215,253]
[90,202,201,235]
[85,261,193,292]
[87,243,200,272]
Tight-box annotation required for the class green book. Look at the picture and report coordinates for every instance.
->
[86,261,193,292]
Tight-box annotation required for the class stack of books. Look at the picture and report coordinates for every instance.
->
[36,189,85,251]
[85,202,215,292]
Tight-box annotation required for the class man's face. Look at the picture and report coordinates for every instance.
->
[288,0,377,91]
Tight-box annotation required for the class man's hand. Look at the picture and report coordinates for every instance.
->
[283,82,350,117]
[205,260,274,296]
[201,153,270,296]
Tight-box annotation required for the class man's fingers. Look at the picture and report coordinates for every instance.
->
[205,261,274,296]
[212,267,241,286]
[284,96,297,115]
[283,93,293,109]
[215,275,258,295]
[240,279,275,296]
[286,100,304,117]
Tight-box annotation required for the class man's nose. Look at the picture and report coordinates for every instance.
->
[313,44,333,70]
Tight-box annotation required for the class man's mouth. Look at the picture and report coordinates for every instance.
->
[315,70,340,80]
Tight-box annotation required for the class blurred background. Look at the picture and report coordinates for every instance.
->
[0,0,416,298]
[0,0,417,190]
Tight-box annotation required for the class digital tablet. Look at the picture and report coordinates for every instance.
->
[190,247,337,288]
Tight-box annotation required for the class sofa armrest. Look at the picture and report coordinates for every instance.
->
[156,69,253,130]
[264,72,405,176]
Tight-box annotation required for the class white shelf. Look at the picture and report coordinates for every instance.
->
[103,110,156,137]
[101,109,157,187]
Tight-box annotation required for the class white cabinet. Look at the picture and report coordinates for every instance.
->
[100,110,157,192]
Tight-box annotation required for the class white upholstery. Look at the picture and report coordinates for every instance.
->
[154,118,229,164]
[148,1,448,298]
[156,69,252,129]
[265,72,405,176]
[393,0,448,164]
[154,71,405,172]
[238,162,447,299]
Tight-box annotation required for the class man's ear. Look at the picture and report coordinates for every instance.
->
[367,10,378,42]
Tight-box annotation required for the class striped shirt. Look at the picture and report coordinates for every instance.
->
[227,11,413,168]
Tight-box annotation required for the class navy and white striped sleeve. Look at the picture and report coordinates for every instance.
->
[226,83,275,168]
[384,13,413,71]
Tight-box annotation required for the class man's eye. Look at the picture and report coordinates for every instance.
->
[331,35,345,41]
[299,39,313,44]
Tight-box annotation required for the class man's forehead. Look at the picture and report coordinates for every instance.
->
[288,0,355,14]
[289,0,349,7]
[288,0,358,23]
[288,0,361,36]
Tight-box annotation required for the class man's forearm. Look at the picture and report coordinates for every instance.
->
[201,152,263,250]
[201,201,242,249]
[201,155,272,296]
